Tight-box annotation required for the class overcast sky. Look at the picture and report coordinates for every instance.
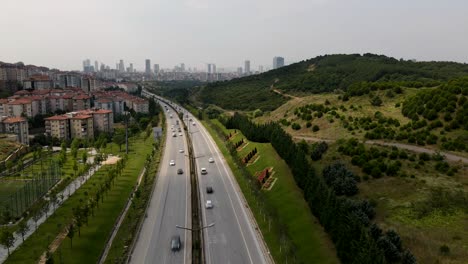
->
[1,0,467,71]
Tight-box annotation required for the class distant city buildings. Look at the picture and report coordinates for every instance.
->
[119,60,125,73]
[154,64,159,74]
[273,56,285,69]
[145,59,152,75]
[244,60,250,75]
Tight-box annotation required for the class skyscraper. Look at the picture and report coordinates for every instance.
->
[273,57,285,69]
[180,63,185,72]
[129,63,134,73]
[119,60,125,72]
[244,60,250,74]
[207,64,212,74]
[154,64,160,74]
[212,64,216,74]
[83,59,91,72]
[94,61,99,72]
[145,59,151,74]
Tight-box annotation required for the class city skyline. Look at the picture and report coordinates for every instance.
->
[1,0,468,70]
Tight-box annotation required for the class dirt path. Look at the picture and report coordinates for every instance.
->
[295,136,468,164]
[271,85,302,101]
[38,228,68,264]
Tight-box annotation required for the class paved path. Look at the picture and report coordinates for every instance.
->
[295,136,468,164]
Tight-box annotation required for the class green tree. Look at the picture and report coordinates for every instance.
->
[0,229,15,255]
[112,131,126,152]
[67,223,74,248]
[17,221,30,242]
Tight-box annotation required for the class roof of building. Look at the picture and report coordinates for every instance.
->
[93,109,113,114]
[45,115,69,121]
[0,99,9,104]
[2,117,27,124]
[71,114,92,120]
[73,95,90,100]
[14,90,31,95]
[8,98,32,105]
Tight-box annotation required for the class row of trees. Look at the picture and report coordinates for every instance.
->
[67,157,127,248]
[243,148,258,164]
[224,113,416,263]
[233,138,245,149]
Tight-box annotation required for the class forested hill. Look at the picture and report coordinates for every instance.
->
[198,53,468,111]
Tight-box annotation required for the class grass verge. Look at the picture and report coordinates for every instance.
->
[203,118,339,264]
[5,134,153,264]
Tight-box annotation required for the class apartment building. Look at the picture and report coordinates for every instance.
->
[45,108,113,140]
[0,116,29,145]
[72,95,91,111]
[23,75,54,90]
[7,98,33,117]
[132,98,149,114]
[45,115,70,140]
[70,114,94,139]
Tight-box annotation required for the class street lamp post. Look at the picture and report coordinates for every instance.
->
[176,222,215,232]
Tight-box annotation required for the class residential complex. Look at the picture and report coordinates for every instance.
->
[45,109,113,140]
[0,116,29,145]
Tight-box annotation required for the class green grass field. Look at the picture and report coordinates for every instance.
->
[5,134,153,264]
[204,119,339,264]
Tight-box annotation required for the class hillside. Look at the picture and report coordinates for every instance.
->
[197,53,468,111]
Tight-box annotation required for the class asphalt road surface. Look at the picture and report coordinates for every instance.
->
[186,115,269,264]
[130,103,191,264]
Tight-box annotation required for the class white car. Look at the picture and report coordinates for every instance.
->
[201,168,207,175]
[179,133,183,136]
[208,157,214,163]
[192,122,196,126]
[205,200,213,209]
[172,133,177,137]
[169,160,175,166]
[179,149,184,153]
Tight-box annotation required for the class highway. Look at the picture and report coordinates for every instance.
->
[130,102,191,264]
[186,115,270,264]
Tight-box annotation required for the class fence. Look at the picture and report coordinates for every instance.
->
[0,160,61,219]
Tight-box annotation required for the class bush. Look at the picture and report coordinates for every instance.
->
[312,125,320,132]
[306,121,312,128]
[291,123,301,130]
[439,245,450,255]
[419,152,431,161]
[310,141,329,161]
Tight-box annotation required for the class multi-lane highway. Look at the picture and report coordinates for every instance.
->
[130,102,191,264]
[186,113,270,264]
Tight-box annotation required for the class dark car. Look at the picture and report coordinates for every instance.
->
[177,169,183,174]
[206,186,213,193]
[171,235,181,251]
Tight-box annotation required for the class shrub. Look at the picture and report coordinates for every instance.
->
[312,125,320,132]
[291,123,301,130]
[439,245,450,255]
[310,141,328,161]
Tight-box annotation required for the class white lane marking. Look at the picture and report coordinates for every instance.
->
[198,121,268,264]
[195,124,255,264]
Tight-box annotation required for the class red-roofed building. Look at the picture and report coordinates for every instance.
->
[45,115,70,140]
[72,94,91,111]
[0,116,29,145]
[23,75,53,90]
[69,114,94,139]
[7,98,33,117]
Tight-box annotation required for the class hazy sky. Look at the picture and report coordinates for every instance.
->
[1,0,467,71]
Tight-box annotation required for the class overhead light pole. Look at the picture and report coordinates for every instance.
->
[176,222,215,232]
